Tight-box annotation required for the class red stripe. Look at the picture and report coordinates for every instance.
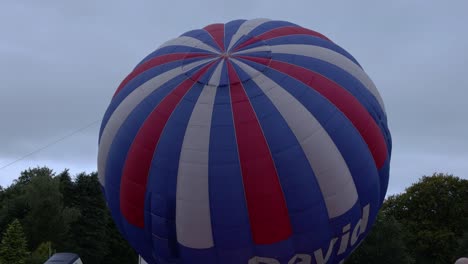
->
[240,56,388,169]
[234,26,331,51]
[120,62,216,227]
[204,23,225,52]
[113,53,213,97]
[227,62,292,244]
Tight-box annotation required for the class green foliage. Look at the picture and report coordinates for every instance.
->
[0,167,137,264]
[101,219,139,264]
[22,170,66,249]
[28,241,51,264]
[346,213,413,264]
[15,167,55,187]
[0,184,29,241]
[0,219,29,264]
[348,173,468,263]
[66,172,110,263]
[456,232,468,259]
[382,173,468,264]
[3,166,464,263]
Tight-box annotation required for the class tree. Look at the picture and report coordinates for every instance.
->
[345,210,413,264]
[22,172,66,250]
[28,241,51,264]
[0,219,29,264]
[67,172,110,264]
[456,232,468,259]
[383,173,468,263]
[101,218,138,264]
[15,167,55,187]
[0,184,29,243]
[56,169,75,208]
[1,167,137,263]
[55,169,81,251]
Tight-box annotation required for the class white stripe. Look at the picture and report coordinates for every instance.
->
[97,58,215,186]
[232,59,358,218]
[227,18,271,51]
[246,44,386,113]
[158,36,219,54]
[175,61,222,249]
[232,45,271,55]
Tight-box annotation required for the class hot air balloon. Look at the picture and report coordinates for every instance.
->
[97,18,392,264]
[456,258,468,264]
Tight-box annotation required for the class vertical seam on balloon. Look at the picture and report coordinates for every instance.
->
[119,76,193,226]
[263,44,385,114]
[255,62,357,245]
[225,59,260,259]
[265,48,388,156]
[224,59,255,258]
[237,56,388,170]
[101,56,218,142]
[203,24,225,53]
[231,58,344,218]
[148,61,218,260]
[113,53,215,98]
[119,60,218,228]
[261,37,363,69]
[227,19,271,52]
[175,60,222,250]
[226,60,293,245]
[102,73,191,247]
[234,59,380,225]
[209,60,223,264]
[157,36,220,54]
[233,26,331,52]
[229,61,294,225]
[99,58,217,188]
[231,58,340,253]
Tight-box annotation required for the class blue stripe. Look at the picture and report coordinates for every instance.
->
[224,19,246,49]
[100,58,184,140]
[145,78,211,263]
[218,60,230,86]
[229,20,297,51]
[261,65,381,225]
[254,239,295,264]
[207,62,253,263]
[197,59,221,85]
[271,53,388,142]
[178,245,216,264]
[327,201,365,264]
[247,20,299,37]
[181,29,221,52]
[265,35,362,67]
[235,41,272,52]
[99,58,210,142]
[182,59,217,83]
[236,51,271,59]
[104,74,188,263]
[135,46,214,69]
[238,58,381,243]
[233,63,333,258]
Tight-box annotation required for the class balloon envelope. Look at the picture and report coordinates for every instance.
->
[98,18,392,264]
[456,258,468,264]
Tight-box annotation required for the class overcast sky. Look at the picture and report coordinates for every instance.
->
[1,0,467,196]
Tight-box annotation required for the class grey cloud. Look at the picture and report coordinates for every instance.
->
[1,0,467,189]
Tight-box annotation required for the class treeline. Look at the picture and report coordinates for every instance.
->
[0,167,137,264]
[346,173,468,264]
[0,168,467,264]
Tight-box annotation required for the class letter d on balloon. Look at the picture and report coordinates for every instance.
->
[350,204,370,246]
[248,204,371,264]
